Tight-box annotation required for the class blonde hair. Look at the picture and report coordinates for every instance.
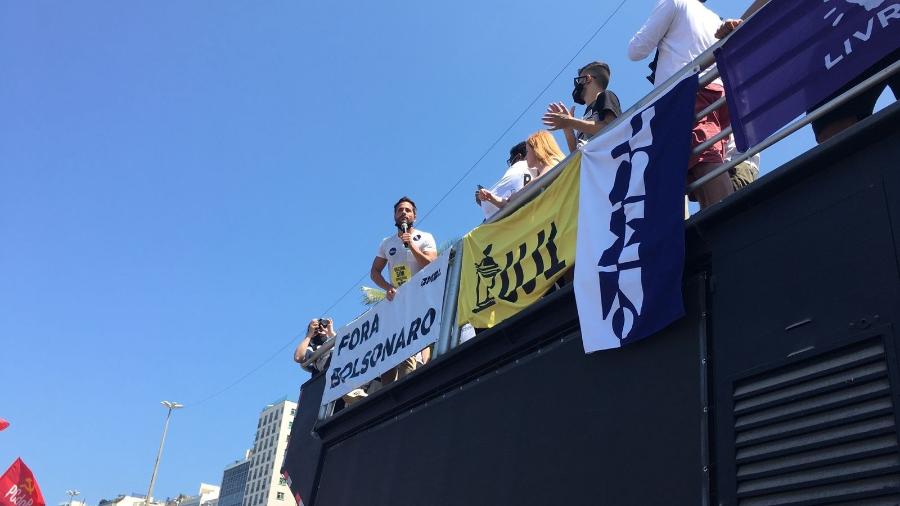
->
[527,130,564,169]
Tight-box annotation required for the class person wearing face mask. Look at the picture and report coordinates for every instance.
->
[542,61,622,152]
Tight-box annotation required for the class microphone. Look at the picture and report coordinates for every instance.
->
[400,221,409,249]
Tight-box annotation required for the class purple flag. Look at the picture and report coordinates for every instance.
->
[715,0,900,151]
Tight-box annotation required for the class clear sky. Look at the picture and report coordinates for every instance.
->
[3,0,886,504]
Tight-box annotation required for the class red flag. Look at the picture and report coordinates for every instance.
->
[0,459,45,506]
[0,419,9,432]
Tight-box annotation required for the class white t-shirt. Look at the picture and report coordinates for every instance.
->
[377,229,437,287]
[724,136,760,172]
[480,160,533,220]
[628,0,723,87]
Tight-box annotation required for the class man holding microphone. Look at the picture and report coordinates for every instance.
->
[369,196,438,383]
[370,196,438,301]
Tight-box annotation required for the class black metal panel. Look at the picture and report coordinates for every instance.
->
[309,276,706,506]
[282,374,325,505]
[702,104,900,504]
[288,93,900,506]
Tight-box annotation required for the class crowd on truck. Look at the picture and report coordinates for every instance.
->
[292,0,900,404]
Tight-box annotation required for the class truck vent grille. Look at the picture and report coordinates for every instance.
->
[733,338,900,505]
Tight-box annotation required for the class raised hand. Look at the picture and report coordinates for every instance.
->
[542,102,575,131]
[716,19,742,38]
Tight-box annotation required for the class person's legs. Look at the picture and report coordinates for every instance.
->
[380,357,417,386]
[814,116,861,143]
[809,51,898,143]
[688,84,732,208]
[396,357,416,380]
[730,160,759,191]
[689,162,734,208]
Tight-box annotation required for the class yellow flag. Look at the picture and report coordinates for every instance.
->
[457,153,580,328]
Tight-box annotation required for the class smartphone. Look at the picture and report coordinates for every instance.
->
[475,184,484,205]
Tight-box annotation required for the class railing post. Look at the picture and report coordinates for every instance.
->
[317,400,334,422]
[434,239,464,358]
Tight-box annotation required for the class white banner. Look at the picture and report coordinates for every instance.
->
[322,253,450,404]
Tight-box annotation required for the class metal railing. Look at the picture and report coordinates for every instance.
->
[306,29,900,421]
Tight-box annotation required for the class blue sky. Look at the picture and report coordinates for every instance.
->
[0,0,867,503]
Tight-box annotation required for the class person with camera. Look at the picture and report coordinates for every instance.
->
[293,318,336,374]
[294,318,369,406]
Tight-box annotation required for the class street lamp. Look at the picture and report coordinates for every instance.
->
[144,401,183,506]
[66,490,81,506]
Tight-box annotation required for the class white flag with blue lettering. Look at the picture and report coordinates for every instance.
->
[575,74,698,352]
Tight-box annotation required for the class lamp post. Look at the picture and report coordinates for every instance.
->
[66,490,81,506]
[144,400,183,506]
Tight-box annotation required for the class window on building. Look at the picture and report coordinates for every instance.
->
[288,421,293,429]
[290,408,296,416]
[278,477,286,486]
[276,493,284,501]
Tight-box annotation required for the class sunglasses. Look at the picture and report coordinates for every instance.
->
[573,75,592,86]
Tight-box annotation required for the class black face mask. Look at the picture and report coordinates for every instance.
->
[572,83,586,105]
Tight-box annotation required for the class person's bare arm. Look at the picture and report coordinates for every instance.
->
[410,243,437,267]
[400,230,437,267]
[293,320,318,363]
[544,104,616,140]
[543,103,579,152]
[478,188,511,209]
[569,110,617,138]
[370,256,397,300]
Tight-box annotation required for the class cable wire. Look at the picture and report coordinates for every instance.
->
[416,0,628,224]
[184,0,627,407]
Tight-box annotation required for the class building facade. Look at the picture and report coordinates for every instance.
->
[242,399,297,506]
[177,484,219,506]
[98,495,164,506]
[218,458,250,506]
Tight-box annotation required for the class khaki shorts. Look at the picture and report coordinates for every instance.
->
[730,161,759,191]
[380,357,417,385]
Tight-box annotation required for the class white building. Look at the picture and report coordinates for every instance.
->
[241,398,297,506]
[178,484,220,506]
[98,495,164,506]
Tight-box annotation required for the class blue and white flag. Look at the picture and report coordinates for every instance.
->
[575,74,698,353]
